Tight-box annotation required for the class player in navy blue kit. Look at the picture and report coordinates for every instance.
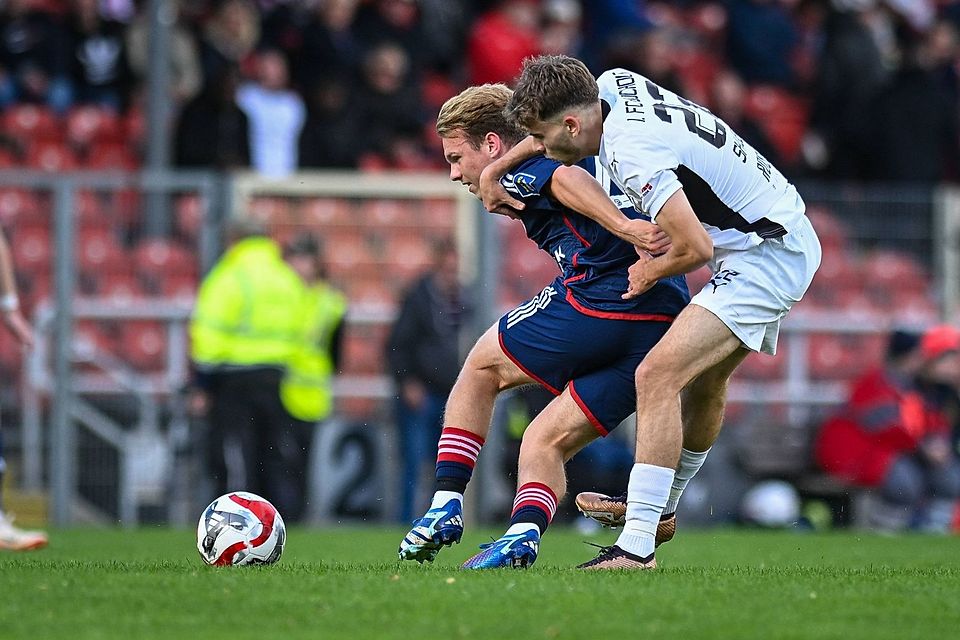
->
[481,55,821,569]
[397,84,689,569]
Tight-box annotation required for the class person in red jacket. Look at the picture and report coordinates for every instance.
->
[815,326,960,532]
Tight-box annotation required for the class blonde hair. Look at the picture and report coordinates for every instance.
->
[436,84,525,148]
[507,55,598,129]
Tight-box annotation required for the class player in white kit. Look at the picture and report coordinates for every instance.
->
[480,55,821,569]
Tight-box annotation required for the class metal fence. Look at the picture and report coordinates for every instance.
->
[5,170,958,526]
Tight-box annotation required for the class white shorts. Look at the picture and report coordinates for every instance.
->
[691,215,821,355]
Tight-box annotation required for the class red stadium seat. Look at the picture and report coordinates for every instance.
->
[133,238,197,279]
[420,198,458,229]
[808,334,867,380]
[341,329,382,375]
[65,106,123,148]
[11,225,51,275]
[174,194,205,241]
[300,196,353,227]
[26,141,78,172]
[325,228,375,274]
[156,273,198,299]
[95,272,147,302]
[360,199,418,227]
[118,321,167,371]
[0,189,42,226]
[744,86,809,163]
[75,190,113,230]
[85,141,139,170]
[73,320,117,362]
[2,105,60,144]
[384,233,434,279]
[736,348,786,380]
[0,147,18,168]
[77,228,127,273]
[806,206,848,254]
[123,107,146,147]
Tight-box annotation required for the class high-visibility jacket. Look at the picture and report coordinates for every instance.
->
[280,282,347,422]
[190,236,304,369]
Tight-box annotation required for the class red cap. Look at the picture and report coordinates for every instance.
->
[920,325,960,361]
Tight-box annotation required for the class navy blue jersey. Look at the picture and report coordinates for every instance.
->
[502,155,689,318]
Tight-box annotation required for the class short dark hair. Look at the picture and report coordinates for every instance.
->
[507,55,599,129]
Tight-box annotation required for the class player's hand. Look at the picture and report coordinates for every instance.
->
[1,309,33,348]
[622,219,671,255]
[623,252,656,299]
[479,164,525,216]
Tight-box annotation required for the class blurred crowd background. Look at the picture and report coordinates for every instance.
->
[2,0,960,533]
[1,0,958,181]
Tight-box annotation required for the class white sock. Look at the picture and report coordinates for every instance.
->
[504,522,540,537]
[430,490,463,510]
[664,447,710,514]
[615,463,674,558]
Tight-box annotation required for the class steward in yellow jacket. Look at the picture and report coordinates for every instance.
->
[190,221,308,520]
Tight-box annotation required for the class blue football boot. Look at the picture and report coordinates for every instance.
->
[398,498,464,563]
[461,527,540,569]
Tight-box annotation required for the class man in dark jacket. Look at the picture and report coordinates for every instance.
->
[386,238,467,523]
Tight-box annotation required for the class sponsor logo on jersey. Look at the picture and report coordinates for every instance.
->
[513,172,538,196]
[506,286,556,328]
[707,264,741,293]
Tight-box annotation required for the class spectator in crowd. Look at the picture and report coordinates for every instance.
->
[865,21,960,183]
[808,0,892,179]
[189,219,307,521]
[355,0,429,73]
[606,26,685,96]
[197,0,260,88]
[351,41,425,165]
[279,234,348,522]
[709,69,783,169]
[417,0,473,76]
[125,0,202,107]
[815,327,960,532]
[0,226,45,551]
[0,0,72,113]
[174,65,250,168]
[579,0,652,72]
[467,0,541,86]
[66,0,133,111]
[298,73,361,169]
[237,48,305,177]
[725,0,800,87]
[280,0,362,96]
[386,238,469,524]
[540,0,583,57]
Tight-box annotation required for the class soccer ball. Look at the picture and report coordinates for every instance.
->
[197,491,286,566]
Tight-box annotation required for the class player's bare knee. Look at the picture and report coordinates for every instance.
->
[635,359,682,398]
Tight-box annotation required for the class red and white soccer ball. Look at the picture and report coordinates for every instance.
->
[197,491,286,566]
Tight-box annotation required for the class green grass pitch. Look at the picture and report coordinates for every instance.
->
[1,525,958,639]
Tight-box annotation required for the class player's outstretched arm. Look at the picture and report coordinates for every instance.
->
[478,136,540,215]
[0,228,32,347]
[548,164,671,255]
[623,189,713,299]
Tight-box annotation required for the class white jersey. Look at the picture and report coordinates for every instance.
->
[596,69,806,251]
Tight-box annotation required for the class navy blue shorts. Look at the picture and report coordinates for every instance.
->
[498,285,673,435]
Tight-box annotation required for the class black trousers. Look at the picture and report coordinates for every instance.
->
[205,368,313,522]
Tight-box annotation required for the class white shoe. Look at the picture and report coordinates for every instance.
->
[0,512,48,551]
